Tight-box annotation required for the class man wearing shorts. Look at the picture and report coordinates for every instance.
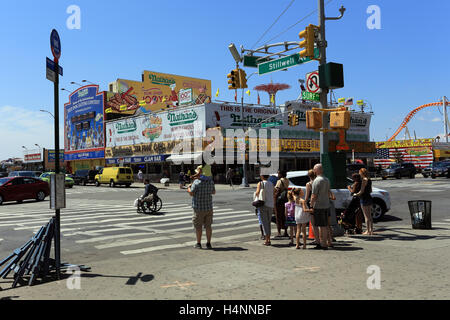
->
[311,164,331,250]
[188,167,216,249]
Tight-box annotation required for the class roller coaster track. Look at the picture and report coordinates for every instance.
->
[388,101,450,141]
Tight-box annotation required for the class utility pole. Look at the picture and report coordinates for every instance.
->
[318,0,329,163]
[443,96,448,143]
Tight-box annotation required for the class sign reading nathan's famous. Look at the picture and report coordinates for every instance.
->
[106,106,205,147]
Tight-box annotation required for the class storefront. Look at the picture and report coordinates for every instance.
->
[64,85,106,173]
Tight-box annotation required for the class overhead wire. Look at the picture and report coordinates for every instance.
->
[251,0,296,49]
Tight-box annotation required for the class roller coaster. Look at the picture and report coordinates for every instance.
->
[388,101,450,141]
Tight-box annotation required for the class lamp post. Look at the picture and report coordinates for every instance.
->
[82,80,95,85]
[40,109,55,119]
[61,88,71,94]
[70,81,83,87]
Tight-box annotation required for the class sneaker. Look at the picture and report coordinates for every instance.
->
[194,243,202,249]
[206,243,212,249]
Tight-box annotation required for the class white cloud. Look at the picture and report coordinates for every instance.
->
[0,105,64,160]
[431,117,442,122]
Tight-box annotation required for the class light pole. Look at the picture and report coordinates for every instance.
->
[70,81,83,87]
[40,109,55,119]
[82,80,95,85]
[61,88,71,94]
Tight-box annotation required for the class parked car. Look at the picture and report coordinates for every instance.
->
[0,172,8,178]
[431,161,450,178]
[381,162,417,180]
[39,172,74,188]
[422,163,436,178]
[95,167,133,187]
[0,176,50,205]
[73,169,99,186]
[8,171,42,178]
[270,171,391,221]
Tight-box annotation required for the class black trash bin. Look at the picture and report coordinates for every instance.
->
[408,200,432,229]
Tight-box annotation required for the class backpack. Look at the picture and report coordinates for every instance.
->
[276,179,289,205]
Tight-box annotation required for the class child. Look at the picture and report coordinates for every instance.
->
[284,191,297,246]
[293,188,313,249]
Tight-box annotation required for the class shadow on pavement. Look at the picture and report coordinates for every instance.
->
[329,246,364,251]
[377,215,403,222]
[211,247,248,252]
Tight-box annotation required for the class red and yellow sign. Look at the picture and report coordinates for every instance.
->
[106,71,212,114]
[376,139,433,149]
[434,149,450,158]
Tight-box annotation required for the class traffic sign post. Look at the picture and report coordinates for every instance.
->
[306,71,321,93]
[257,48,319,75]
[261,120,283,128]
[302,91,320,101]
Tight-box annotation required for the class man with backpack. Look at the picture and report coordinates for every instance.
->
[274,170,289,238]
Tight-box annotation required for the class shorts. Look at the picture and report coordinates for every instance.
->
[360,197,373,207]
[193,209,213,229]
[285,216,296,227]
[312,209,329,227]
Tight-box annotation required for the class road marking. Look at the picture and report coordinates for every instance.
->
[160,281,195,290]
[293,266,321,272]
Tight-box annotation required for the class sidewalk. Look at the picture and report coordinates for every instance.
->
[137,182,259,191]
[1,224,449,300]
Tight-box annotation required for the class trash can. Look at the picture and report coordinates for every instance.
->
[408,200,432,229]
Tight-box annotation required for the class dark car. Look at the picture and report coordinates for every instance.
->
[8,171,41,178]
[422,163,436,178]
[73,169,99,185]
[382,162,417,180]
[431,161,450,179]
[0,172,8,178]
[0,177,50,205]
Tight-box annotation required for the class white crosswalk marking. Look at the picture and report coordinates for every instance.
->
[0,199,260,256]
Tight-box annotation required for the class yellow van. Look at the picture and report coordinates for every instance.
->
[95,167,133,187]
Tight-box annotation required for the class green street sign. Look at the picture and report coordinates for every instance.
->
[258,48,320,75]
[261,120,283,128]
[302,91,320,101]
[243,55,272,68]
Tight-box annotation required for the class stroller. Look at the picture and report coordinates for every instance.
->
[339,196,363,235]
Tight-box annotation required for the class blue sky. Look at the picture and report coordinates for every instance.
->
[0,0,449,159]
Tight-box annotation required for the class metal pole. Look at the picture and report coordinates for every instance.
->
[54,60,61,279]
[443,96,448,143]
[240,85,249,187]
[318,0,329,163]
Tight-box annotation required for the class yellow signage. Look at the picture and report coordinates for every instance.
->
[105,71,212,114]
[434,149,450,158]
[376,139,433,149]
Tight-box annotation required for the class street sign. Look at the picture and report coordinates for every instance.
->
[261,120,283,128]
[46,68,56,82]
[46,57,63,75]
[306,71,320,93]
[50,29,61,61]
[243,55,272,68]
[258,48,319,75]
[302,91,320,101]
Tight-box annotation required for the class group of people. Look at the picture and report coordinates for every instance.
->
[254,165,375,250]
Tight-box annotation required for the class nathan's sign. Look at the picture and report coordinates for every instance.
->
[376,139,433,149]
[106,106,205,147]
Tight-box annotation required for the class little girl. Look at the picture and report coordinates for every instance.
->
[293,188,313,249]
[284,191,297,246]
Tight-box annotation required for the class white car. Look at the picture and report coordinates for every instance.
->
[269,171,391,221]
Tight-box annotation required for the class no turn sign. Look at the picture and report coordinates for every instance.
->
[306,71,321,93]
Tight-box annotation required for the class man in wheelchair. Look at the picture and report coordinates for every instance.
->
[141,179,158,203]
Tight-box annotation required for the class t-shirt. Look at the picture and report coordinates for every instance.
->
[260,180,274,208]
[312,175,331,209]
[202,164,212,177]
[285,201,295,218]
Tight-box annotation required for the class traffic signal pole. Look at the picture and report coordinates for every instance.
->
[318,0,328,163]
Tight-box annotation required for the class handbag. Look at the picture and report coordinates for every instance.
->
[252,181,265,207]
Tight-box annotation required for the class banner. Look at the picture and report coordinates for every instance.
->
[47,150,65,162]
[376,139,433,149]
[106,71,212,115]
[23,150,43,163]
[64,85,105,160]
[106,106,205,147]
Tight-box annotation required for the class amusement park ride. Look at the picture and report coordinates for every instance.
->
[388,97,450,142]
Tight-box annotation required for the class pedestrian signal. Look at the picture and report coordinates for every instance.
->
[330,110,350,129]
[306,110,322,129]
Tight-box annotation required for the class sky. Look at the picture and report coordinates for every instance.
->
[0,0,449,160]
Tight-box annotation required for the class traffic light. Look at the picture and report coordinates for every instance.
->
[227,69,240,90]
[299,24,319,59]
[288,113,293,126]
[330,110,350,129]
[239,69,248,88]
[293,114,300,126]
[306,110,322,129]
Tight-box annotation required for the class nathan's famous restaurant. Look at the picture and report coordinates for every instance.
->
[64,70,375,183]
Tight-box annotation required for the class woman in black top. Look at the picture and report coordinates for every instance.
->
[347,173,363,233]
[355,168,374,235]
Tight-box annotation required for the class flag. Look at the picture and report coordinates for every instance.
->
[338,97,346,104]
[246,89,251,96]
[270,94,275,104]
[344,98,354,106]
[215,88,219,97]
[257,93,261,105]
[234,91,237,102]
[374,147,433,169]
[357,99,364,106]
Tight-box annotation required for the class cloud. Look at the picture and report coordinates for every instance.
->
[0,105,64,160]
[431,117,442,122]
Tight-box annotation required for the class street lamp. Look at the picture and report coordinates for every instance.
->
[70,81,83,87]
[228,43,242,64]
[61,88,71,94]
[82,80,95,85]
[40,109,55,119]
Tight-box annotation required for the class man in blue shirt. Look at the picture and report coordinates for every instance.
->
[188,167,216,249]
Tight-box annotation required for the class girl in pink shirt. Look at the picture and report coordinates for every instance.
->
[285,191,297,246]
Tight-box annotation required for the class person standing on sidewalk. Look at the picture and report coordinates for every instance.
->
[274,170,289,239]
[310,164,331,250]
[226,167,234,188]
[255,174,274,246]
[305,169,320,245]
[137,169,144,183]
[188,167,216,249]
[355,168,374,235]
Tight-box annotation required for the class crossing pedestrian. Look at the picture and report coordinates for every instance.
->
[188,167,216,249]
[274,170,289,239]
[255,174,274,246]
[226,167,234,188]
[310,164,331,250]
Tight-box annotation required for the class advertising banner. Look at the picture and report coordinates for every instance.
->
[105,71,212,115]
[376,139,433,149]
[106,155,168,165]
[205,103,372,142]
[47,149,65,162]
[106,106,205,147]
[64,85,105,160]
[23,150,43,163]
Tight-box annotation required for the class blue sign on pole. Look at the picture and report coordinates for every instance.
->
[50,29,61,60]
[46,57,63,75]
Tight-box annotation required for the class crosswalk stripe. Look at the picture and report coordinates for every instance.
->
[120,232,260,255]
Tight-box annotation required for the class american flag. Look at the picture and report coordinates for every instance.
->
[374,147,433,169]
